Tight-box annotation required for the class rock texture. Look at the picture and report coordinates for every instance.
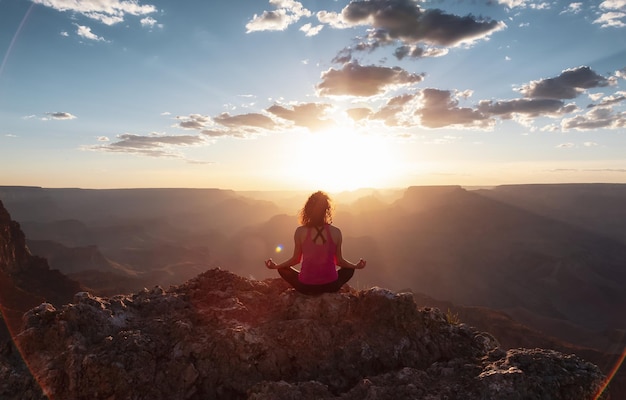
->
[0,200,82,334]
[0,200,84,399]
[7,268,607,400]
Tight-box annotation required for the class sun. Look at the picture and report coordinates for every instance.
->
[284,127,399,192]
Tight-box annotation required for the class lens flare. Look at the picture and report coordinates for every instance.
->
[593,346,626,400]
[275,245,283,253]
[0,3,35,77]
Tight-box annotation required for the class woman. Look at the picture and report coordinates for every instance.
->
[264,191,366,295]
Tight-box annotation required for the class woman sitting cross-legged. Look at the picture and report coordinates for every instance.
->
[264,190,366,295]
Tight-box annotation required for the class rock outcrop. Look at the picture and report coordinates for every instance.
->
[0,200,83,333]
[1,199,84,399]
[6,268,607,400]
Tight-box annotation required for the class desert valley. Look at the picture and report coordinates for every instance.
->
[1,183,625,398]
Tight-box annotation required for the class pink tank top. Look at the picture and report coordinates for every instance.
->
[298,224,338,285]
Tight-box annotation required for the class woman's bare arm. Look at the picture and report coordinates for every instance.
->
[334,228,366,269]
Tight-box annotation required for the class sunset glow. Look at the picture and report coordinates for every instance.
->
[0,1,624,191]
[282,126,400,191]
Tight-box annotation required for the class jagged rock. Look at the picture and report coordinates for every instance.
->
[0,199,83,331]
[0,199,83,399]
[6,268,607,400]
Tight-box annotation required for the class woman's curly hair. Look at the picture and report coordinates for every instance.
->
[299,191,333,227]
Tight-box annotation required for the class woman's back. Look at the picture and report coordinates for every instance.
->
[299,225,338,285]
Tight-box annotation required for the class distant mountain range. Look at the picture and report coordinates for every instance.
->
[1,184,625,397]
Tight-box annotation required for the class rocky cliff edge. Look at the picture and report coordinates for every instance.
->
[5,268,607,400]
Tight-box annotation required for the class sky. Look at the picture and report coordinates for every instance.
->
[0,0,625,192]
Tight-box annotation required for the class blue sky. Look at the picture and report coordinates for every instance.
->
[1,0,625,191]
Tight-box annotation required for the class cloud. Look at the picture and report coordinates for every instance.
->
[316,10,351,29]
[213,112,276,130]
[530,2,551,10]
[496,0,531,8]
[594,0,626,28]
[300,23,323,36]
[561,107,626,130]
[75,24,106,41]
[496,0,550,9]
[346,107,372,121]
[177,112,276,138]
[31,0,157,26]
[109,133,204,148]
[246,0,311,32]
[587,91,626,108]
[478,98,574,118]
[47,111,77,120]
[267,102,334,131]
[348,92,483,129]
[560,2,583,14]
[370,93,418,126]
[140,16,162,29]
[416,88,493,129]
[86,132,209,162]
[519,66,610,99]
[177,114,211,130]
[393,45,448,60]
[333,0,505,47]
[594,11,626,27]
[316,62,424,97]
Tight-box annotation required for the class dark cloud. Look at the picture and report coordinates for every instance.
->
[393,45,448,60]
[47,112,77,120]
[267,102,334,131]
[340,0,505,47]
[317,62,424,97]
[561,107,626,131]
[519,66,610,99]
[478,98,574,118]
[416,88,492,128]
[394,45,420,60]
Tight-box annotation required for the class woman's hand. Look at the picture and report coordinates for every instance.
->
[356,259,366,269]
[265,259,277,269]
